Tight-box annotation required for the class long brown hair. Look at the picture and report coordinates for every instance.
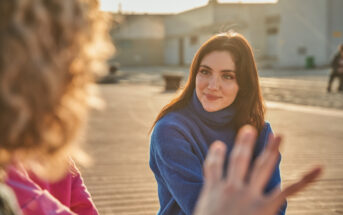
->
[151,32,265,133]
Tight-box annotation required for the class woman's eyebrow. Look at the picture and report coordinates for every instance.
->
[221,69,236,73]
[199,65,212,70]
[199,64,235,73]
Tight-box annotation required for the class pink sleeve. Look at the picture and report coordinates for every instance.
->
[21,191,76,215]
[6,166,76,215]
[69,163,99,215]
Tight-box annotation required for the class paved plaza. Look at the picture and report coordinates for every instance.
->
[80,68,343,215]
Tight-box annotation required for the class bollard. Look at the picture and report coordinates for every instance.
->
[162,74,183,91]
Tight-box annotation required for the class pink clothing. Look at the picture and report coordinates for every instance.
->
[5,162,98,215]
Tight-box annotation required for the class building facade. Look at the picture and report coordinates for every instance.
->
[271,0,343,68]
[110,14,165,66]
[110,0,343,68]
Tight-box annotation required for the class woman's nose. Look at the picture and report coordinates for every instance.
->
[207,76,220,90]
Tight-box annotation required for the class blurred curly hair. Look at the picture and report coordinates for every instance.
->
[0,0,114,180]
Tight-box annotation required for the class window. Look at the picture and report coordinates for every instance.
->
[265,15,280,24]
[297,46,307,55]
[190,36,198,45]
[267,27,278,35]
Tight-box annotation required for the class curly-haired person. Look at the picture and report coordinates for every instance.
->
[0,0,113,214]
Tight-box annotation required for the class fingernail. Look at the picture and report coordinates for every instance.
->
[242,130,254,142]
[212,141,224,154]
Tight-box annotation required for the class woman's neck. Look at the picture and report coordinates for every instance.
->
[190,91,235,127]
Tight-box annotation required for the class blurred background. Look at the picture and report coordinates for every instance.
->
[104,0,341,69]
[81,0,343,214]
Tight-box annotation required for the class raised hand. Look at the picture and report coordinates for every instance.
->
[193,125,322,215]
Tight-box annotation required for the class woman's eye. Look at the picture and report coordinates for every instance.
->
[223,74,234,80]
[199,69,210,75]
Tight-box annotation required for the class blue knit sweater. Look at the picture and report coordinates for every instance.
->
[149,92,286,215]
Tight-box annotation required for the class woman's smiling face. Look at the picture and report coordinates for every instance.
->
[195,51,239,112]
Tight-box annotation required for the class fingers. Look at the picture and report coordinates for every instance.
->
[249,134,282,193]
[203,140,227,188]
[226,125,257,186]
[269,166,322,207]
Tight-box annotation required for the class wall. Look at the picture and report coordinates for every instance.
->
[114,15,165,39]
[164,37,179,65]
[111,15,165,65]
[277,0,328,67]
[183,34,212,65]
[114,39,164,66]
[164,6,214,37]
[328,0,343,58]
[213,4,268,62]
[164,6,214,65]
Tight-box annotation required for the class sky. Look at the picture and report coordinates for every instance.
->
[100,0,278,14]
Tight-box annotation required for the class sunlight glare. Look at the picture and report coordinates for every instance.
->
[100,0,278,13]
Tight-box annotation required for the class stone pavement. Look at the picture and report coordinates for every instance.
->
[81,83,343,215]
[261,77,343,110]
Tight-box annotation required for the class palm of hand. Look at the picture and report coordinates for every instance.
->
[194,125,321,215]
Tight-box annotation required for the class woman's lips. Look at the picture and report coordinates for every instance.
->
[204,93,221,101]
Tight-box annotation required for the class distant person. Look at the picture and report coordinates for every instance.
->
[0,0,113,214]
[149,32,286,215]
[327,44,343,92]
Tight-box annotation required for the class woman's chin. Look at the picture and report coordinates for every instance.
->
[203,106,220,112]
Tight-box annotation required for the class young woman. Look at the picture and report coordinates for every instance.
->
[150,32,286,215]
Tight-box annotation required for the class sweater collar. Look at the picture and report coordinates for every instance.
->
[190,91,235,126]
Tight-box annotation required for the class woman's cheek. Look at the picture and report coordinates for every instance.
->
[196,76,208,89]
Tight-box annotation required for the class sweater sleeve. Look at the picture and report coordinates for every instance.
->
[6,166,76,215]
[257,123,287,215]
[150,120,204,215]
[69,162,99,215]
[21,191,76,215]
